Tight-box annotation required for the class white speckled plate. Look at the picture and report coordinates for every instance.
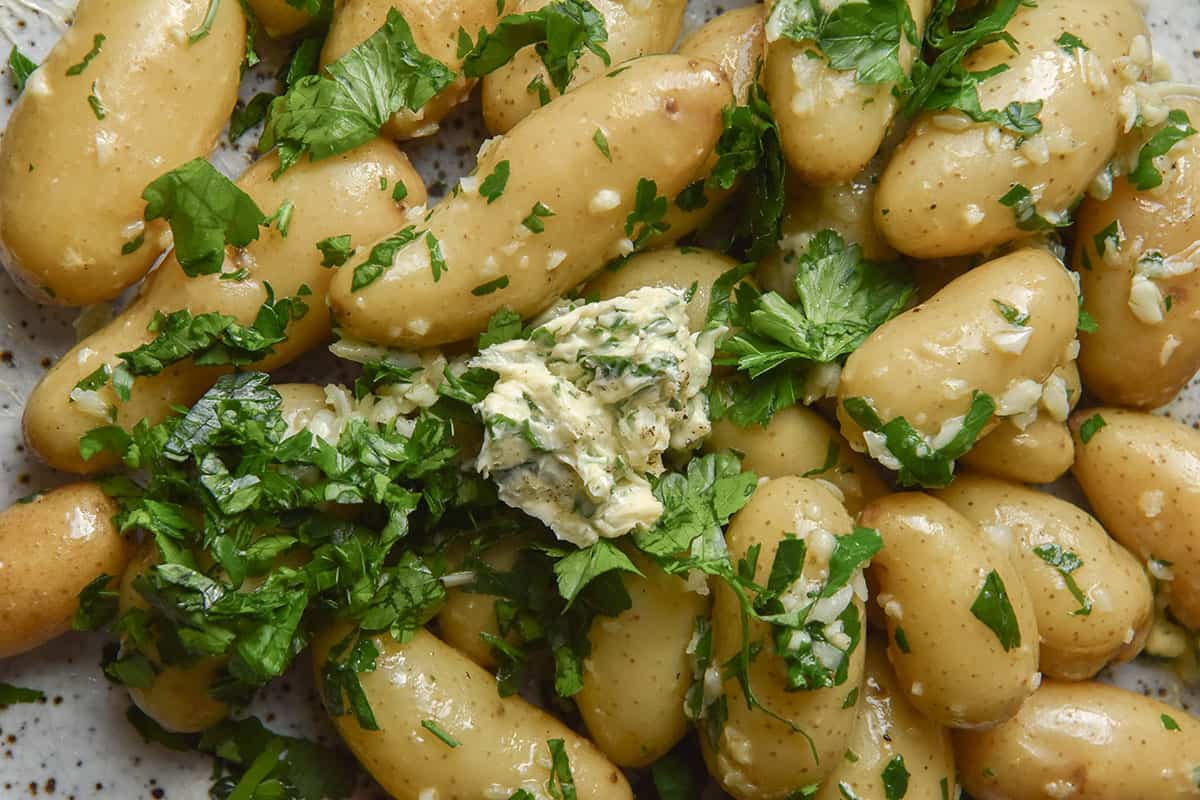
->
[1,1,1199,798]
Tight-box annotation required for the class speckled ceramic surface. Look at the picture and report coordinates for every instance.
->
[1,1,1199,798]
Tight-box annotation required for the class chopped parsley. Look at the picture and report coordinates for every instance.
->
[7,46,36,92]
[425,231,447,281]
[1162,713,1181,731]
[142,159,266,276]
[65,33,105,76]
[769,0,919,86]
[1079,413,1106,444]
[894,626,912,653]
[623,178,670,252]
[458,0,610,93]
[350,226,419,290]
[0,682,45,706]
[521,201,555,233]
[650,751,697,800]
[420,719,461,747]
[471,276,510,296]
[479,160,511,203]
[189,0,224,44]
[970,570,1022,651]
[999,183,1071,231]
[1130,109,1197,191]
[843,391,996,488]
[593,128,611,160]
[883,754,910,800]
[1033,543,1092,616]
[1056,32,1088,53]
[229,92,275,142]
[1093,220,1122,258]
[993,299,1029,327]
[316,234,354,267]
[73,573,120,631]
[260,9,455,176]
[87,81,107,120]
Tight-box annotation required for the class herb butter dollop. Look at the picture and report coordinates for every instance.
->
[473,286,716,547]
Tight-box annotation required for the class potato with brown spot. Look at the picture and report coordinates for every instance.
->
[1070,407,1200,631]
[312,626,632,799]
[955,680,1200,799]
[0,483,131,659]
[701,477,866,797]
[860,493,1038,729]
[23,140,424,475]
[936,474,1153,680]
[0,0,245,305]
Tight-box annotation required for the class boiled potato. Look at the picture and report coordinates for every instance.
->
[0,0,245,306]
[321,0,498,139]
[586,247,737,331]
[815,640,956,800]
[960,362,1081,484]
[936,475,1153,680]
[246,0,320,38]
[23,140,424,475]
[764,0,931,186]
[837,247,1078,463]
[706,405,888,517]
[955,680,1200,799]
[1074,95,1200,409]
[701,476,866,796]
[655,5,767,245]
[481,0,687,135]
[330,55,731,348]
[875,0,1150,258]
[859,493,1039,728]
[1070,408,1200,631]
[577,546,707,768]
[312,626,632,799]
[0,483,130,659]
[435,536,522,670]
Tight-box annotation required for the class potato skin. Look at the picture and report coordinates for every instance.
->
[1070,408,1200,631]
[481,0,687,135]
[246,0,316,38]
[837,247,1078,453]
[0,0,245,306]
[1073,95,1200,409]
[815,640,956,800]
[577,547,707,768]
[0,483,130,658]
[706,405,888,517]
[764,0,930,186]
[701,477,865,797]
[312,626,632,800]
[875,0,1149,258]
[330,55,731,348]
[859,493,1038,729]
[435,537,522,670]
[321,0,498,139]
[936,475,1153,680]
[23,140,424,475]
[586,247,737,331]
[954,680,1200,799]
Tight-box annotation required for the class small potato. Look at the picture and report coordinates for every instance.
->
[706,405,888,517]
[1070,408,1200,631]
[955,680,1200,799]
[246,0,319,38]
[654,5,767,246]
[586,247,737,331]
[577,546,707,768]
[321,0,498,140]
[312,626,632,799]
[1073,95,1200,409]
[837,248,1078,461]
[0,483,130,659]
[960,363,1081,484]
[481,0,687,135]
[435,536,523,670]
[23,140,424,475]
[118,544,230,733]
[764,0,931,186]
[0,0,245,306]
[330,55,731,348]
[936,475,1153,680]
[758,166,898,300]
[875,0,1150,258]
[702,477,866,796]
[859,493,1039,729]
[815,640,956,800]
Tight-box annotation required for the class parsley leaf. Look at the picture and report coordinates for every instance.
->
[260,8,455,175]
[883,754,910,800]
[73,573,121,631]
[843,391,995,487]
[65,33,105,76]
[229,92,275,142]
[722,230,913,375]
[316,234,354,267]
[1130,109,1197,191]
[999,183,1071,232]
[650,751,697,800]
[350,226,419,291]
[1032,543,1092,616]
[143,159,266,277]
[421,719,460,747]
[552,539,642,607]
[970,569,1021,651]
[472,276,510,296]
[1056,32,1088,53]
[459,0,610,93]
[0,683,45,705]
[623,178,670,251]
[1162,713,1181,731]
[547,739,579,800]
[522,201,556,233]
[593,128,611,160]
[479,160,511,203]
[771,0,919,86]
[1093,220,1122,258]
[1079,413,1106,444]
[426,231,447,281]
[199,715,356,799]
[992,299,1029,326]
[8,46,37,92]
